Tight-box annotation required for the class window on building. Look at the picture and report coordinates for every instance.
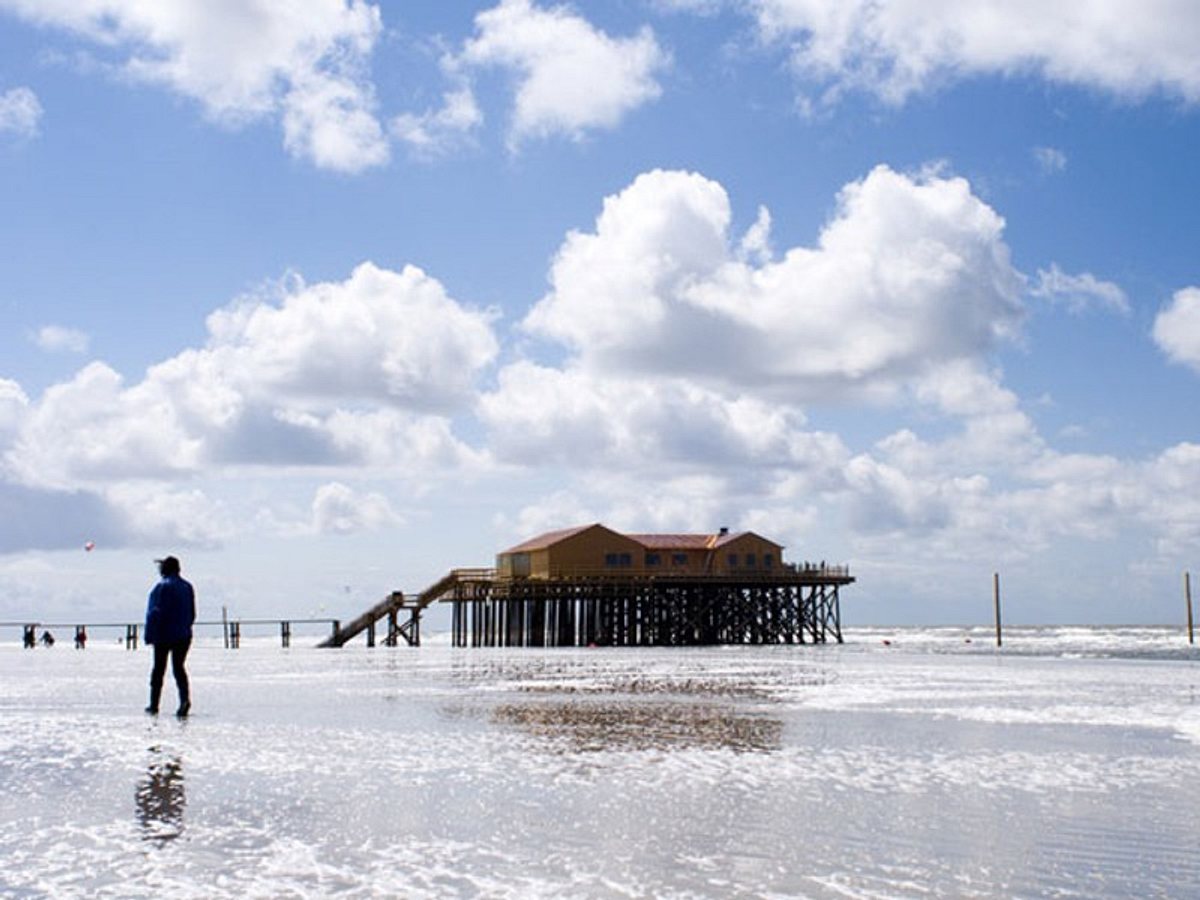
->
[671,553,688,567]
[619,553,632,567]
[764,553,774,569]
[728,553,739,567]
[604,553,619,567]
[645,552,661,567]
[745,553,757,568]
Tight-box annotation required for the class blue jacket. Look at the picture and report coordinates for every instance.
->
[144,575,196,645]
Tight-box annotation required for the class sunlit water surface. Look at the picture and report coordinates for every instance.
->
[2,627,1199,898]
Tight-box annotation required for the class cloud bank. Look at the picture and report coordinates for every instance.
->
[1,164,1197,611]
[0,261,497,552]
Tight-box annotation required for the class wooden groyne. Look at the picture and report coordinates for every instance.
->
[1,618,340,649]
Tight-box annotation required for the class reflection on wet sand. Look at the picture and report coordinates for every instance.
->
[518,676,776,700]
[446,656,835,701]
[135,747,185,844]
[439,655,814,752]
[492,699,783,753]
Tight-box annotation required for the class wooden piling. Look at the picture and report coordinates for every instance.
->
[222,605,229,649]
[447,572,849,648]
[993,572,1002,648]
[1187,571,1194,646]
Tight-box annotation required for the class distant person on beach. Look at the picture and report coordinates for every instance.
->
[144,556,196,718]
[40,630,54,647]
[75,626,87,649]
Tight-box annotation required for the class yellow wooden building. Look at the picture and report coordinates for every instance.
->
[495,523,786,579]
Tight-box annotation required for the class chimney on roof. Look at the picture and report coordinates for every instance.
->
[718,526,729,536]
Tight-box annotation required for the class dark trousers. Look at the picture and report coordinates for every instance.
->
[149,639,191,711]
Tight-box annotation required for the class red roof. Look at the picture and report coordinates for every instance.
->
[628,533,720,550]
[500,525,779,555]
[499,524,601,554]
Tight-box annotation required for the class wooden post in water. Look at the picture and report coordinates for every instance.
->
[993,572,1002,648]
[222,605,230,650]
[1186,571,1194,646]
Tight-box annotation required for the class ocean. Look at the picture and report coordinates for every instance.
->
[2,626,1198,898]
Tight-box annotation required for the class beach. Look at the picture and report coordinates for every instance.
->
[2,628,1198,898]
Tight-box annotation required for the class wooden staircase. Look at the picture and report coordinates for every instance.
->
[317,568,495,648]
[316,591,409,648]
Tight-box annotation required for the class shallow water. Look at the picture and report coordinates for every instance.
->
[2,630,1199,898]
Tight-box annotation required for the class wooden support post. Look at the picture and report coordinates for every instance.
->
[222,605,229,649]
[125,623,139,650]
[229,621,240,649]
[367,619,375,648]
[281,620,291,648]
[1186,571,1194,646]
[993,572,1002,648]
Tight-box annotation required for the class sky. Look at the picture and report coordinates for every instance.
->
[2,0,1200,629]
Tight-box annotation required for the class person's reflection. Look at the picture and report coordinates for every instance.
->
[136,747,185,844]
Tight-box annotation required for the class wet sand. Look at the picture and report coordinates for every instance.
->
[2,631,1198,898]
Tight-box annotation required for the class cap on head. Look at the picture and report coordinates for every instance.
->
[155,556,181,576]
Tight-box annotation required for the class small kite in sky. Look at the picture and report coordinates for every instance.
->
[84,541,95,552]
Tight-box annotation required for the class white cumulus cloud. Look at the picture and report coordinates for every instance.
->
[0,0,388,171]
[523,165,1024,397]
[309,481,399,535]
[1136,442,1200,554]
[0,86,42,137]
[1031,264,1129,315]
[748,0,1200,105]
[196,262,498,412]
[104,482,233,547]
[457,0,668,145]
[391,87,483,158]
[4,263,498,488]
[1033,145,1068,173]
[32,325,90,354]
[0,379,29,438]
[480,361,840,469]
[1153,287,1200,372]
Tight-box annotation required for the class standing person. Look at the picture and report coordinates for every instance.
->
[144,556,196,717]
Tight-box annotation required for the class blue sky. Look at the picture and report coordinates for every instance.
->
[2,0,1200,628]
